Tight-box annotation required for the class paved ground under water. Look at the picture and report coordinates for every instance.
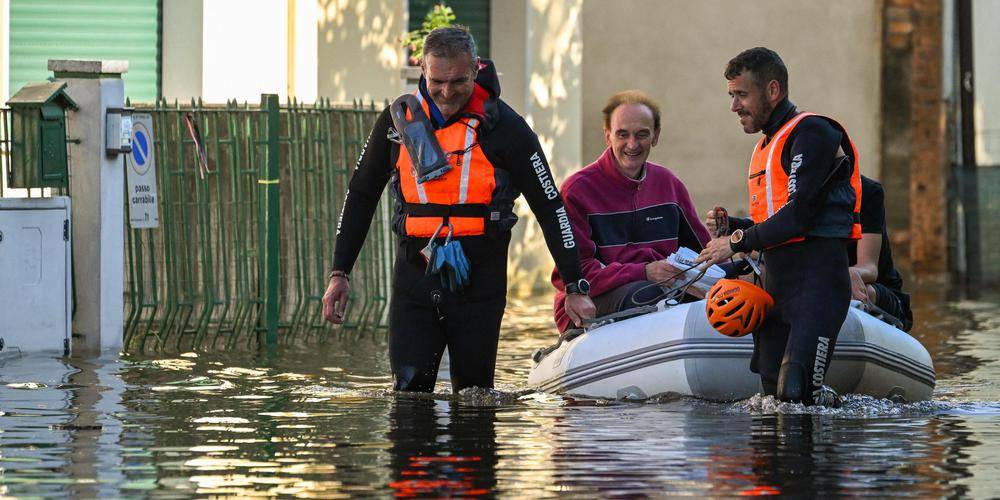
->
[1,287,999,497]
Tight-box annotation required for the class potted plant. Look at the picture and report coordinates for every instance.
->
[400,3,457,85]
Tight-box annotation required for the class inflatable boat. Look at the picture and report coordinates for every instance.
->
[528,299,935,402]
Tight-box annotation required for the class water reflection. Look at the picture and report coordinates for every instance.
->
[387,396,498,497]
[0,289,997,496]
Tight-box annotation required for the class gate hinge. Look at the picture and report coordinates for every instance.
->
[63,219,70,241]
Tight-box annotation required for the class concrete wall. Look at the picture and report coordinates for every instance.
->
[496,0,584,295]
[974,0,1000,165]
[291,0,319,103]
[163,0,319,104]
[580,0,882,218]
[1,0,8,101]
[202,0,288,103]
[161,0,203,102]
[317,0,405,103]
[490,0,528,115]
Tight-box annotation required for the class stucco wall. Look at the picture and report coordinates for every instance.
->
[164,0,321,103]
[0,0,6,101]
[1,0,7,102]
[492,0,584,296]
[317,0,404,103]
[161,0,204,102]
[490,0,527,115]
[202,0,289,103]
[974,0,999,165]
[580,0,882,218]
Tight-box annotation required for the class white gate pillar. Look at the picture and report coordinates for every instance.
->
[50,59,129,354]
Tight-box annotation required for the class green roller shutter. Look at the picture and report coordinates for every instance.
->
[409,0,491,58]
[9,0,160,103]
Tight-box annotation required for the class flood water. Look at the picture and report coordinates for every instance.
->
[2,288,999,497]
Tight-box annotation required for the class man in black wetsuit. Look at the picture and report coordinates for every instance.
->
[697,47,862,405]
[322,27,596,393]
[850,175,913,331]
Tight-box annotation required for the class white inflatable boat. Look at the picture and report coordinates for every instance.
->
[528,300,935,402]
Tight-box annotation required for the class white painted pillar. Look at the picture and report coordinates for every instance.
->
[50,59,128,354]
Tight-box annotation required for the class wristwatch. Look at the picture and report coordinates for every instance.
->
[564,278,591,295]
[729,229,745,253]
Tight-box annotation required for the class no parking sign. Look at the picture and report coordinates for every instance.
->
[126,113,159,228]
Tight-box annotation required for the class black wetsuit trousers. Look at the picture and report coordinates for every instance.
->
[388,236,508,393]
[751,237,851,404]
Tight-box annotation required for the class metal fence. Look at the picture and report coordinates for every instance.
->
[1,108,9,191]
[1,107,70,198]
[123,95,393,353]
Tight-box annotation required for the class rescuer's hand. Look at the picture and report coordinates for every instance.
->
[695,236,735,266]
[322,276,351,324]
[564,293,596,328]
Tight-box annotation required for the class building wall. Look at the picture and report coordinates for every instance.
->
[972,0,1000,281]
[291,0,319,103]
[161,0,203,102]
[490,0,527,115]
[580,0,882,218]
[163,0,318,104]
[974,0,1000,165]
[202,0,288,103]
[1,0,8,101]
[492,0,584,296]
[316,0,405,103]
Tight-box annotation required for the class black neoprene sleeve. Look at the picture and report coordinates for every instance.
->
[495,116,584,284]
[332,107,394,273]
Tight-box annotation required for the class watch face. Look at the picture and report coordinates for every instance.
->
[578,279,591,294]
[730,230,743,244]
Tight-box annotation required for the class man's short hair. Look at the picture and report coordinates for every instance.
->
[423,26,478,68]
[602,90,661,131]
[724,47,789,95]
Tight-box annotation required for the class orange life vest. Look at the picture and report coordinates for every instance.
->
[747,112,862,246]
[396,91,496,238]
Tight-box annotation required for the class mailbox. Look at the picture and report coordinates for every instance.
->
[6,82,77,188]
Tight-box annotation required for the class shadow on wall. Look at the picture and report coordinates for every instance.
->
[507,0,583,298]
[318,0,403,103]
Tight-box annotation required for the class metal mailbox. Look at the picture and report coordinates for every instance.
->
[6,81,77,188]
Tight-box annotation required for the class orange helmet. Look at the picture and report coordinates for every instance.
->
[705,279,774,337]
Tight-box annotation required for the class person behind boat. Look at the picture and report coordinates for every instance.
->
[322,26,596,392]
[551,90,711,332]
[696,47,862,405]
[849,175,913,331]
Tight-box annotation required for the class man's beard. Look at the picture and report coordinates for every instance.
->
[751,100,775,133]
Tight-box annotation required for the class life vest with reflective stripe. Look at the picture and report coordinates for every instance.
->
[747,112,862,246]
[396,89,496,238]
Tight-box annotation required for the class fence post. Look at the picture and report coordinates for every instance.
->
[261,94,280,345]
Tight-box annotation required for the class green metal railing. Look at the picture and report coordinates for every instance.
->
[123,95,393,352]
[1,108,10,190]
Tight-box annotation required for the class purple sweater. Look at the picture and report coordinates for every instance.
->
[552,148,711,331]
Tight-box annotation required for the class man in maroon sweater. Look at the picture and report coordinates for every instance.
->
[552,91,711,331]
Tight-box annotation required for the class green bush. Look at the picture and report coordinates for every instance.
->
[401,3,457,65]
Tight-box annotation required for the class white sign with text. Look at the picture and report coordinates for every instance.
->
[126,113,159,228]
